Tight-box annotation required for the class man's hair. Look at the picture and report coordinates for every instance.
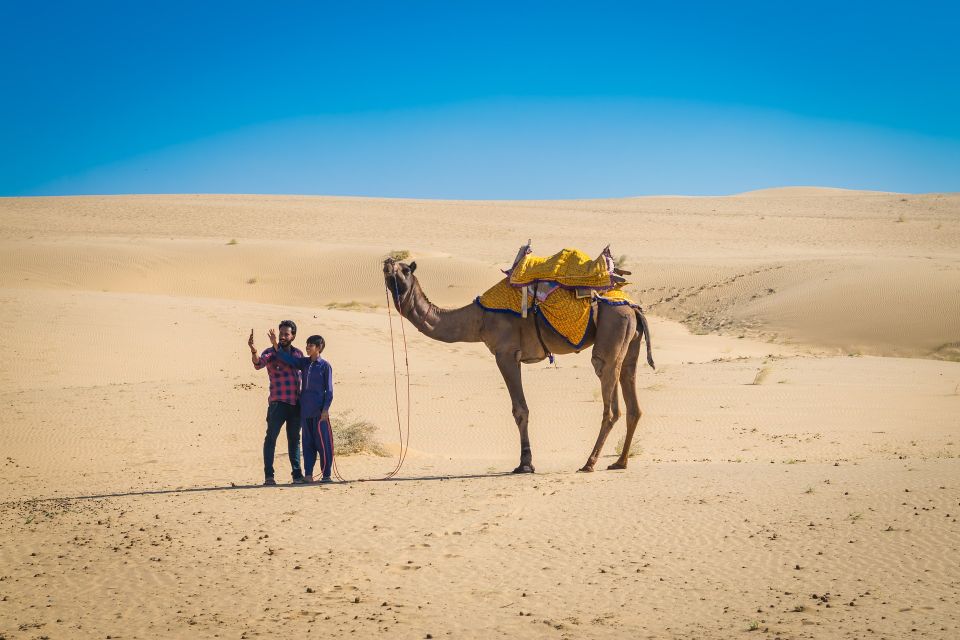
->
[278,320,297,335]
[306,335,325,351]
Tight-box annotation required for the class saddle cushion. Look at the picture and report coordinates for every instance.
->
[507,248,615,289]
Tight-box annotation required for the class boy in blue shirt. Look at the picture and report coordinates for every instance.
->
[269,329,335,483]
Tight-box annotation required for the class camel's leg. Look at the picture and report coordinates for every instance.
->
[580,311,632,472]
[611,385,621,426]
[608,333,642,470]
[578,360,621,472]
[495,351,534,473]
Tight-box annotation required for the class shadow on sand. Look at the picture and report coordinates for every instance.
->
[11,470,559,504]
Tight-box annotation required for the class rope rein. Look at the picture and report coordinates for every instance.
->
[324,280,411,484]
[382,280,411,480]
[330,422,345,482]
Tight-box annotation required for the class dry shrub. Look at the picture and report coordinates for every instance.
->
[930,342,960,363]
[389,249,411,261]
[749,366,770,385]
[326,301,378,311]
[331,412,388,456]
[614,435,641,458]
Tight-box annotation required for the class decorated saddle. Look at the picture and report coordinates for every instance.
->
[475,243,639,348]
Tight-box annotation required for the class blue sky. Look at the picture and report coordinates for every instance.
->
[2,1,958,197]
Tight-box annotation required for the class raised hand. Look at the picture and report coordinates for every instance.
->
[268,328,278,348]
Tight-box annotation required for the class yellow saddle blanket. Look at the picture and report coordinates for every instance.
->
[476,279,637,348]
[475,246,638,347]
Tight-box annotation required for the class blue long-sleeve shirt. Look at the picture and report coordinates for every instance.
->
[272,351,333,418]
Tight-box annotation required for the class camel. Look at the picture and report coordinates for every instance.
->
[383,255,654,474]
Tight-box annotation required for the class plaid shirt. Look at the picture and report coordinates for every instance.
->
[254,346,303,405]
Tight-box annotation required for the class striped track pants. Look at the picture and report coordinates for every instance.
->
[302,415,334,479]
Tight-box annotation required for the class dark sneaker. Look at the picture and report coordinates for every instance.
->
[263,477,277,486]
[320,476,334,484]
[291,476,308,485]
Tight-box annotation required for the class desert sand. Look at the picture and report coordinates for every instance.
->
[0,190,958,639]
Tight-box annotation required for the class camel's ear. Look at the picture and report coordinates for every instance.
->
[409,261,417,273]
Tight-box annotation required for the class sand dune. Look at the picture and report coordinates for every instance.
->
[1,191,958,638]
[0,239,491,309]
[736,186,899,197]
[2,190,958,357]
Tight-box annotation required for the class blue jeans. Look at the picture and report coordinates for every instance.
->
[263,401,303,479]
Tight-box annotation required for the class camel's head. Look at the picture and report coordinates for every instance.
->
[382,258,417,310]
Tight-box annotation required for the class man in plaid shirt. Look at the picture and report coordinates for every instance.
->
[249,320,306,485]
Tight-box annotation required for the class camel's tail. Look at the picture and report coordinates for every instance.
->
[635,307,655,369]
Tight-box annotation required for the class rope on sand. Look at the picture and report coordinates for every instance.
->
[382,281,411,479]
[326,281,411,483]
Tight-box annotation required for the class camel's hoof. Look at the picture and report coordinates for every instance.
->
[512,464,535,474]
[577,465,595,473]
[607,462,627,470]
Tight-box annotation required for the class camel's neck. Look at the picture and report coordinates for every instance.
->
[398,279,483,343]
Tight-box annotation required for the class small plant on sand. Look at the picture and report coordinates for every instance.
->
[930,342,960,363]
[749,366,770,385]
[615,436,641,458]
[326,301,378,311]
[848,512,862,522]
[246,276,258,285]
[747,620,760,631]
[804,486,815,494]
[389,249,411,261]
[227,238,238,245]
[331,412,388,456]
